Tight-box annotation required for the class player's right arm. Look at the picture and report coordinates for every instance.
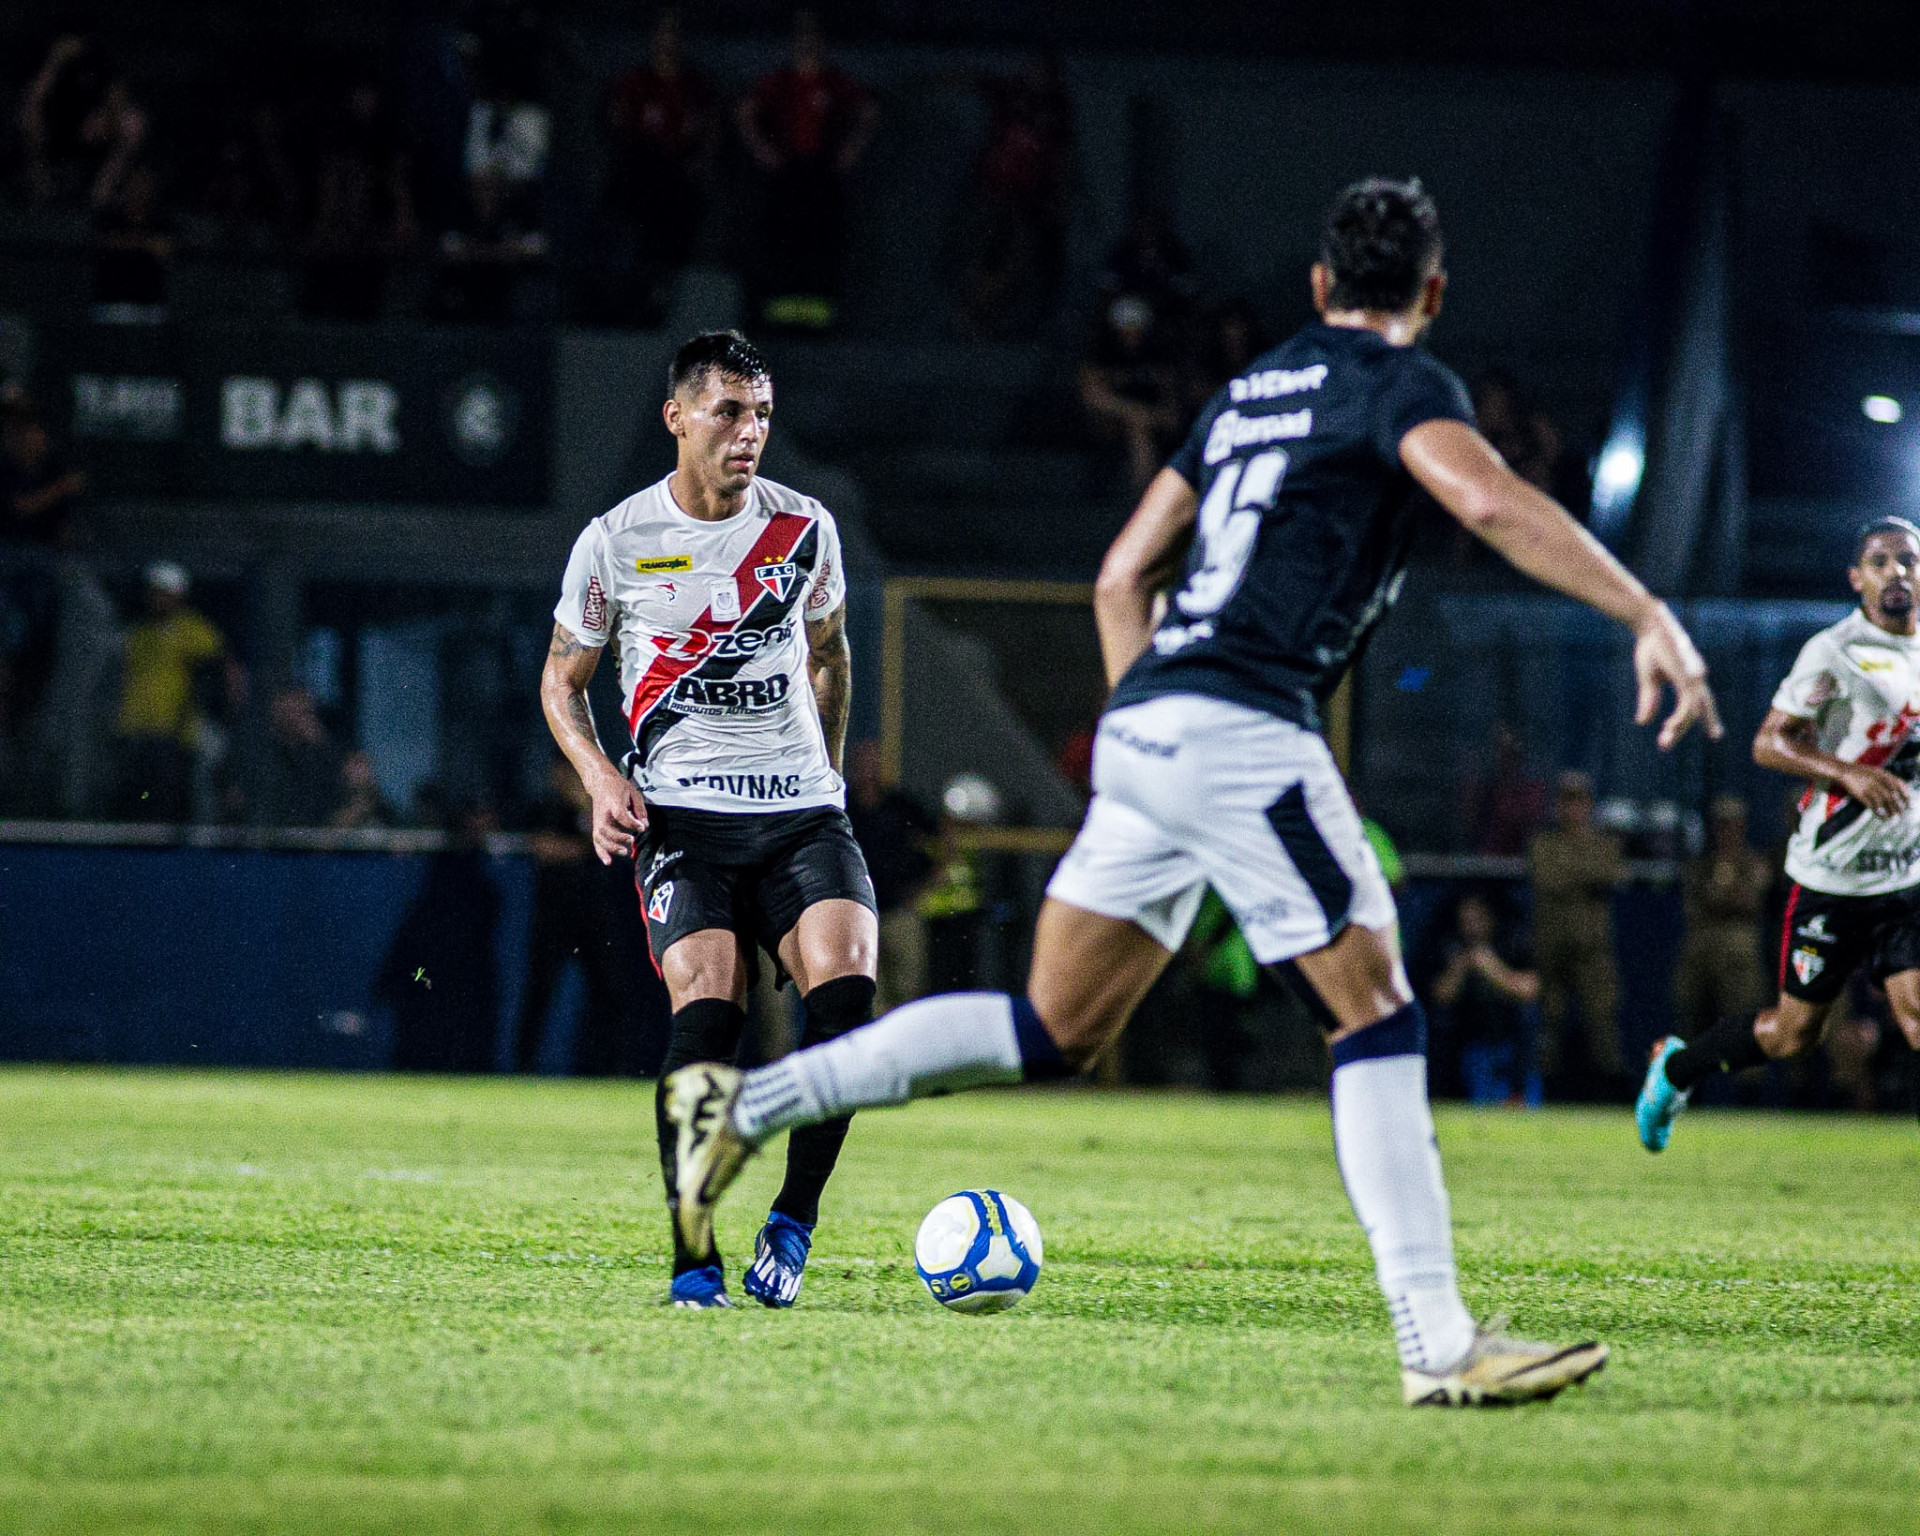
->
[1753,707,1907,817]
[1400,418,1723,750]
[1093,466,1198,685]
[540,626,647,863]
[544,523,646,864]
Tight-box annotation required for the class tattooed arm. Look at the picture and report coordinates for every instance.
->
[540,622,647,863]
[806,601,852,774]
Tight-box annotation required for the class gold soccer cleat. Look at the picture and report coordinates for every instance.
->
[1402,1317,1609,1407]
[662,1062,755,1260]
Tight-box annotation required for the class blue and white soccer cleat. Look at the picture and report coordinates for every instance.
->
[1635,1036,1691,1153]
[744,1212,814,1308]
[668,1264,732,1308]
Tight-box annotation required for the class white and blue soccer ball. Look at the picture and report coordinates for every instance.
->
[913,1189,1043,1314]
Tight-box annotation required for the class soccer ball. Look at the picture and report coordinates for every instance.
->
[913,1189,1043,1314]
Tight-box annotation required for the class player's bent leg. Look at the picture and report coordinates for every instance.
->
[664,901,1172,1261]
[1640,996,1822,1154]
[1879,971,1920,1125]
[656,930,751,1306]
[749,900,882,1307]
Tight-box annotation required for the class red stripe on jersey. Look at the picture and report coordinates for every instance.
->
[625,510,814,735]
[1777,883,1801,989]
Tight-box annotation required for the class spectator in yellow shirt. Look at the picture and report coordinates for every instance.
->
[115,561,243,821]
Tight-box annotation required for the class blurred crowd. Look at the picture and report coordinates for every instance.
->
[11,4,554,326]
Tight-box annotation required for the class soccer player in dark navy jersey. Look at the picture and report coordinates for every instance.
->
[1109,308,1475,728]
[668,178,1722,1406]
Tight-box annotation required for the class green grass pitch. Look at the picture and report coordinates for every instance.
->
[2,1068,1918,1535]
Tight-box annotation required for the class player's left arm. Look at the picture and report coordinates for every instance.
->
[807,601,852,774]
[1402,418,1723,750]
[1094,466,1199,686]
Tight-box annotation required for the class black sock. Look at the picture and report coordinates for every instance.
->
[1665,1013,1768,1092]
[656,997,747,1275]
[769,974,875,1228]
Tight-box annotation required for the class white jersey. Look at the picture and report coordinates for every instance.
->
[553,474,847,814]
[1775,607,1920,896]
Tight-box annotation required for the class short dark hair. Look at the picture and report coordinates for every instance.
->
[1319,177,1444,313]
[667,330,769,398]
[1853,515,1920,565]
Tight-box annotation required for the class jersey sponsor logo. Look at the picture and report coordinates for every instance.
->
[668,673,792,715]
[1152,619,1215,654]
[646,880,675,923]
[675,771,806,800]
[1851,846,1920,873]
[755,560,800,603]
[807,551,837,612]
[1203,407,1312,465]
[582,575,608,633]
[1228,364,1327,404]
[635,554,693,574]
[658,618,796,662]
[1791,946,1825,984]
[1845,647,1898,673]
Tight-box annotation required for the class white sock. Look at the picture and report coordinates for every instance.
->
[1331,1050,1477,1373]
[733,992,1026,1141]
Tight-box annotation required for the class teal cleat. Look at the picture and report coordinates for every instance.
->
[1635,1036,1690,1153]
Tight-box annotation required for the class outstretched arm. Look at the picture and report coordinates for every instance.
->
[1754,707,1909,818]
[539,623,647,863]
[807,601,852,773]
[1401,418,1722,749]
[1093,466,1198,686]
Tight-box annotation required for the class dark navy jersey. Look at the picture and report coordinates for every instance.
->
[1107,322,1474,731]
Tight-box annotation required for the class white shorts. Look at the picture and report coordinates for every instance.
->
[1046,694,1396,964]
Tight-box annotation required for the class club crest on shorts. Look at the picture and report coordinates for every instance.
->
[755,560,799,603]
[1792,946,1824,984]
[647,880,675,924]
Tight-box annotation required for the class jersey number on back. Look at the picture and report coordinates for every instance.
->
[1175,450,1288,618]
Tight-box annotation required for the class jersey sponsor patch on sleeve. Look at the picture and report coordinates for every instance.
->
[808,550,837,611]
[582,574,608,633]
[635,554,693,574]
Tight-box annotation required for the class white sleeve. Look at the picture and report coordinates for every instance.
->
[805,511,848,618]
[553,522,613,648]
[1771,631,1837,718]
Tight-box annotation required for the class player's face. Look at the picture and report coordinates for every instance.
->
[667,371,773,495]
[1850,531,1920,634]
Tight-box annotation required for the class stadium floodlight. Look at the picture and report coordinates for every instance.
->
[1863,394,1903,424]
[1590,422,1645,534]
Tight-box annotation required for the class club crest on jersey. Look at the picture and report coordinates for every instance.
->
[755,560,800,603]
[1791,947,1824,984]
[647,880,675,924]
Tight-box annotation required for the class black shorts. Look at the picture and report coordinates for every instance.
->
[1778,881,1920,1004]
[634,804,876,986]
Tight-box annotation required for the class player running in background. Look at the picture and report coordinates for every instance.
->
[1637,518,1920,1148]
[541,330,878,1309]
[668,180,1721,1402]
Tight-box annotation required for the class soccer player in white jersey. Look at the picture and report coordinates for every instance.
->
[668,180,1721,1403]
[1638,517,1920,1148]
[541,331,879,1309]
